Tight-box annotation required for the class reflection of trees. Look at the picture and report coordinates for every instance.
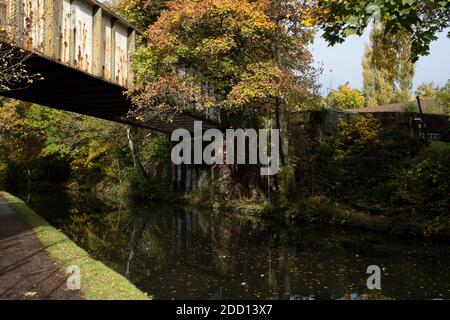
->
[125,209,150,278]
[50,192,450,300]
[58,200,154,281]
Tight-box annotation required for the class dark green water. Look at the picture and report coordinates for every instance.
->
[11,190,450,300]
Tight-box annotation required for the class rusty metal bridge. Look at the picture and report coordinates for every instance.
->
[0,0,219,132]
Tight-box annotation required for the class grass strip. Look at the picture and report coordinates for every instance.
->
[0,191,150,300]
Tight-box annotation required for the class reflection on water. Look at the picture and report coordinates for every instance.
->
[13,190,450,300]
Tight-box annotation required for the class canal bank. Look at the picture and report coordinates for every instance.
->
[186,193,450,243]
[0,191,150,300]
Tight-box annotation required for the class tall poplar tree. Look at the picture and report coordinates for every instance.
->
[362,23,415,107]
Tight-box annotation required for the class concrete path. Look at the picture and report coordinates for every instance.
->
[0,195,83,300]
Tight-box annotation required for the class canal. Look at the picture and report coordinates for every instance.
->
[9,190,450,300]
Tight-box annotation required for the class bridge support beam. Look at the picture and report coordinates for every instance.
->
[110,18,117,83]
[44,0,56,58]
[92,6,104,77]
[10,0,23,44]
[127,29,136,85]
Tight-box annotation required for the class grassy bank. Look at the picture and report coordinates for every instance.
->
[0,191,150,300]
[281,195,450,242]
[187,191,450,242]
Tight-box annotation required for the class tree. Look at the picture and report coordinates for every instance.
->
[362,45,393,107]
[415,82,438,97]
[362,23,415,107]
[415,80,450,114]
[0,31,33,92]
[109,0,169,31]
[435,81,450,114]
[314,0,450,62]
[0,100,45,183]
[1,17,43,92]
[130,0,317,110]
[326,84,365,111]
[129,0,319,182]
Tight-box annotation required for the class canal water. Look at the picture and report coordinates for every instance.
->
[10,190,450,300]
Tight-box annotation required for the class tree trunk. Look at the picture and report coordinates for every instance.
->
[6,159,15,184]
[126,126,148,180]
[125,218,149,278]
[275,99,289,167]
[274,99,293,196]
[272,19,294,197]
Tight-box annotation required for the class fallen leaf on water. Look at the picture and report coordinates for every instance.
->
[23,291,37,297]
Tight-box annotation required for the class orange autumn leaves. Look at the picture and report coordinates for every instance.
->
[147,0,276,48]
[129,0,318,120]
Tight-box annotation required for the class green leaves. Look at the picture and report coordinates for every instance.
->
[362,23,415,106]
[393,142,450,215]
[316,0,450,62]
[366,4,380,18]
[402,0,416,6]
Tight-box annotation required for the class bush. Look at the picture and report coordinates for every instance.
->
[0,162,6,187]
[316,114,420,202]
[122,167,173,201]
[393,142,450,216]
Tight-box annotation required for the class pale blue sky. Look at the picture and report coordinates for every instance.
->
[310,29,450,95]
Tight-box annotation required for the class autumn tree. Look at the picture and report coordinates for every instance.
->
[362,46,392,107]
[1,15,42,92]
[415,82,438,97]
[415,80,450,114]
[103,0,175,184]
[362,23,415,107]
[0,28,33,92]
[0,99,44,183]
[129,0,319,193]
[109,0,169,31]
[326,84,365,111]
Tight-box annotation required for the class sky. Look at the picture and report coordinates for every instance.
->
[310,29,450,95]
